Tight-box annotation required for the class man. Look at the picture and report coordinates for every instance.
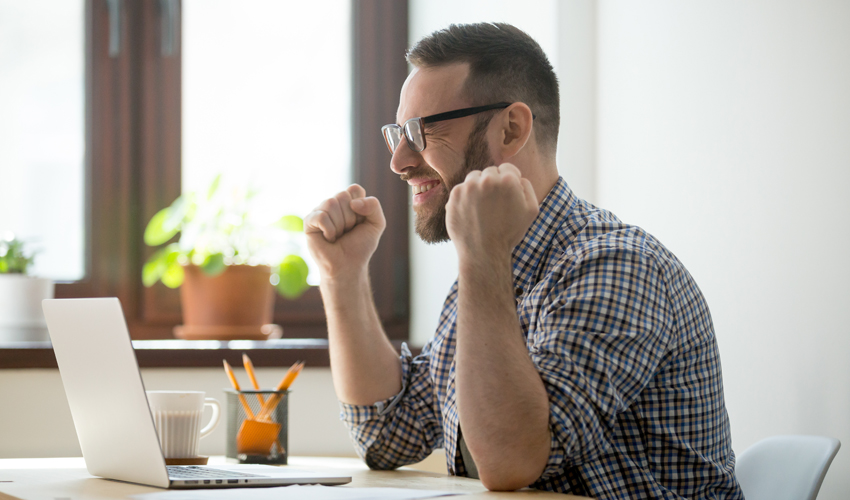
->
[305,22,743,499]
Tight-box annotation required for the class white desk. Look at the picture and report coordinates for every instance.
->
[0,457,586,499]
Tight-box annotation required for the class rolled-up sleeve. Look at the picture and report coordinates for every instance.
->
[339,342,443,470]
[528,242,673,480]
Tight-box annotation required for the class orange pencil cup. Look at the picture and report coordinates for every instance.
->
[225,389,289,464]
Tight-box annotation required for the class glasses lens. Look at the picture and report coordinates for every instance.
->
[382,125,402,154]
[404,119,426,152]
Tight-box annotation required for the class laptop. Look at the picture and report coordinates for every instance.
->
[42,297,351,489]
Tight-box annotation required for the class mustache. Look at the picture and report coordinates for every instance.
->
[400,166,441,183]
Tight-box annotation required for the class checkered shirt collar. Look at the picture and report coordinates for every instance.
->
[510,177,576,295]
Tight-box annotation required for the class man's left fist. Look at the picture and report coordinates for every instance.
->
[446,163,539,259]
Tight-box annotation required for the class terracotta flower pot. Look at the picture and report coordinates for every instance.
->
[173,264,282,341]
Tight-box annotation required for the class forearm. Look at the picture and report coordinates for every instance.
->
[321,270,402,405]
[456,254,550,490]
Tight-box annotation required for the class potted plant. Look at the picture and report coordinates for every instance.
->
[142,175,310,340]
[0,233,54,342]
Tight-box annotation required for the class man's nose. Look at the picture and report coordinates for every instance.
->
[389,138,421,175]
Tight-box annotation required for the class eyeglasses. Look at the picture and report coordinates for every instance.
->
[381,102,512,154]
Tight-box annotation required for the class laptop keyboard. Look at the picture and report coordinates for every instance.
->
[167,466,265,479]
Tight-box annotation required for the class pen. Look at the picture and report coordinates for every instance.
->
[242,353,266,407]
[223,360,255,420]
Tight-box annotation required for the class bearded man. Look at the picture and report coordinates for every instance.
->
[304,22,743,499]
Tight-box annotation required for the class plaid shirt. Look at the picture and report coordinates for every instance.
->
[341,178,743,499]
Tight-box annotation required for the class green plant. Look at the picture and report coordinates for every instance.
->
[142,175,310,298]
[0,233,36,274]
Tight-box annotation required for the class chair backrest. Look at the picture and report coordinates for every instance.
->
[736,435,840,500]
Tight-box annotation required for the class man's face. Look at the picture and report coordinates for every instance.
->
[390,64,496,243]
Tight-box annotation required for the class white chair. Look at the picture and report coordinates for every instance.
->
[736,435,840,500]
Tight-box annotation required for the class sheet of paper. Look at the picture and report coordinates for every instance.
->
[133,485,462,500]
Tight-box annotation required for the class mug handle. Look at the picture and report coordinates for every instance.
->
[200,398,221,438]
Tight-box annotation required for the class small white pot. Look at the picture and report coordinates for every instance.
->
[0,275,55,342]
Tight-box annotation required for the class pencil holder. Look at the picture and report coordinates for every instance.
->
[224,389,289,465]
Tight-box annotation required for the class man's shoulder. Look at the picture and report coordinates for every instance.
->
[534,197,713,347]
[549,197,687,282]
[554,197,648,257]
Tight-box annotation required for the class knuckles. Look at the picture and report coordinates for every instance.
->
[303,209,326,228]
[458,166,524,197]
[346,183,365,198]
[334,191,352,205]
[317,197,338,212]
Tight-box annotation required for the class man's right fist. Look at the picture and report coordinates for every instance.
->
[304,184,386,280]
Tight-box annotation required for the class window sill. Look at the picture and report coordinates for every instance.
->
[0,339,411,369]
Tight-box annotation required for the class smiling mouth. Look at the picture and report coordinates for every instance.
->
[412,180,440,195]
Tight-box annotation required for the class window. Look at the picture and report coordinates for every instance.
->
[2,1,409,363]
[181,0,353,287]
[0,0,86,281]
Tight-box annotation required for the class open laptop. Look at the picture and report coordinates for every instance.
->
[42,297,351,489]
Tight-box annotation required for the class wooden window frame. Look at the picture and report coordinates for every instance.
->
[2,0,409,368]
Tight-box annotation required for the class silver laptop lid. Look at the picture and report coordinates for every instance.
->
[43,298,171,488]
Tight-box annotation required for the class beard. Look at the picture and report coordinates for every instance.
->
[413,119,494,244]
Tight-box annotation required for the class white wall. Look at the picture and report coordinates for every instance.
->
[595,1,850,498]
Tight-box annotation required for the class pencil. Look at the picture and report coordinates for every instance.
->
[256,361,304,420]
[276,360,304,391]
[242,353,266,406]
[244,355,287,453]
[223,360,255,420]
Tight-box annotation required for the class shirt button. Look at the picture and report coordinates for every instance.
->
[515,288,523,296]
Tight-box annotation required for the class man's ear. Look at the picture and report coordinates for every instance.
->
[491,102,534,160]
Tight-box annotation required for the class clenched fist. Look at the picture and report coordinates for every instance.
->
[304,184,386,280]
[446,163,539,260]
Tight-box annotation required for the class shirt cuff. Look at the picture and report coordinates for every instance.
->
[338,342,414,425]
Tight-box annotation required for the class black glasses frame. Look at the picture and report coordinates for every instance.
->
[381,102,512,154]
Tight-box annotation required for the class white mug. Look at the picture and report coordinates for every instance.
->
[146,391,221,459]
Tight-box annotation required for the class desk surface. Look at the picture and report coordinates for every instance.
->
[0,457,587,499]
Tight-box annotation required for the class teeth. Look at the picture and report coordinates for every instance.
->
[413,182,437,195]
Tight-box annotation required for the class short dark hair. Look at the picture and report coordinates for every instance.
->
[407,22,560,156]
